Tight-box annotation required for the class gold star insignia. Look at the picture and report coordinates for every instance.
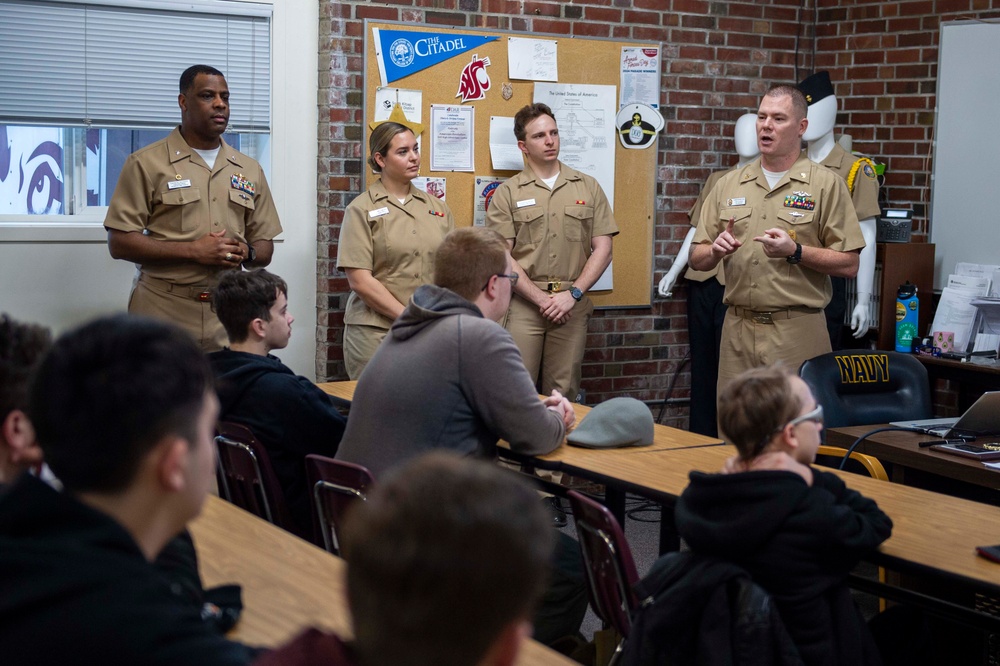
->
[370,102,424,137]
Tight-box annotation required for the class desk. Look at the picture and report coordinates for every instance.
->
[316,380,723,542]
[916,355,1000,413]
[190,496,575,665]
[826,425,1000,503]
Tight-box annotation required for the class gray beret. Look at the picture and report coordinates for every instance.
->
[566,397,654,449]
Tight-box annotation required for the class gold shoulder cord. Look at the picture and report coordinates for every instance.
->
[846,157,877,194]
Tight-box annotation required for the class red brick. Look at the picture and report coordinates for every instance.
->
[572,22,610,37]
[523,1,560,17]
[355,6,398,20]
[532,18,571,34]
[588,6,624,22]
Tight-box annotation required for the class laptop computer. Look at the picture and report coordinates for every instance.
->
[890,391,1000,438]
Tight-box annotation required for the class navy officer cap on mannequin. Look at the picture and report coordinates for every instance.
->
[797,70,835,106]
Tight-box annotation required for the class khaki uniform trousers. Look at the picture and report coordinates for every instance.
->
[344,324,389,380]
[128,274,226,352]
[717,308,831,399]
[506,292,594,402]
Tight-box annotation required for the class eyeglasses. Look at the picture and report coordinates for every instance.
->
[481,272,519,291]
[785,404,824,429]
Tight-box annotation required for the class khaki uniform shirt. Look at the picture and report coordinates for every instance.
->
[104,127,282,285]
[818,143,880,220]
[337,180,455,330]
[684,168,730,284]
[694,154,865,311]
[486,162,618,283]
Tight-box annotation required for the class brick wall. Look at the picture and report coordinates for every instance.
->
[317,1,999,428]
[814,0,1000,240]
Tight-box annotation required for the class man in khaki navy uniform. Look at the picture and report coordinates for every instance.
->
[798,70,880,350]
[105,65,282,352]
[690,85,865,396]
[487,103,618,402]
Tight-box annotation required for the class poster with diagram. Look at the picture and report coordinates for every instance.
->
[532,82,616,209]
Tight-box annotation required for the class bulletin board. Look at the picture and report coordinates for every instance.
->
[363,20,659,308]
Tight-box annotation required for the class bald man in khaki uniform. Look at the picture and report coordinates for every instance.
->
[106,65,281,351]
[691,85,864,395]
[487,103,618,402]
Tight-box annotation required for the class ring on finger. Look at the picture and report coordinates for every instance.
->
[226,252,233,261]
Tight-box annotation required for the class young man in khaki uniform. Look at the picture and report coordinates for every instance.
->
[486,103,618,402]
[690,85,865,395]
[105,65,282,351]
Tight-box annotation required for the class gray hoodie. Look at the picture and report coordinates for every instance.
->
[336,285,565,478]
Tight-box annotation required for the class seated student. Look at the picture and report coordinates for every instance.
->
[258,452,555,666]
[335,226,587,648]
[210,269,346,536]
[0,315,258,664]
[0,313,50,487]
[336,226,574,477]
[675,364,892,666]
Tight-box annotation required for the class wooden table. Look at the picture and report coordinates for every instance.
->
[316,380,724,541]
[190,495,576,665]
[826,424,1000,503]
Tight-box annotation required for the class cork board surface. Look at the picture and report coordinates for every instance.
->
[364,20,657,308]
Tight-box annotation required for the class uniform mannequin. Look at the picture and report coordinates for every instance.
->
[798,72,878,342]
[659,113,758,437]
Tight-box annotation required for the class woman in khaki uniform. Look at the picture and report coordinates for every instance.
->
[337,122,455,379]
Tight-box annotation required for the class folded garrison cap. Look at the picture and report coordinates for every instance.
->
[567,397,654,449]
[797,70,834,106]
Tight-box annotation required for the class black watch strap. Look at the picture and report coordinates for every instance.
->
[243,243,256,266]
[786,242,802,264]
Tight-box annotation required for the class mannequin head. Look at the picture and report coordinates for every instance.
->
[734,113,759,161]
[797,71,838,142]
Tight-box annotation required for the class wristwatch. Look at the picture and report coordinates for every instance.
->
[569,286,583,301]
[785,242,802,265]
[243,242,256,266]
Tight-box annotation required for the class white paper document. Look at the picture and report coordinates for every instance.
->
[473,175,505,227]
[507,37,558,81]
[489,116,524,171]
[412,177,446,201]
[930,287,981,352]
[430,105,475,172]
[620,46,661,109]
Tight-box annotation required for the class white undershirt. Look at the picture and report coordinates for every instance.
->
[541,172,560,190]
[192,147,220,170]
[761,167,788,190]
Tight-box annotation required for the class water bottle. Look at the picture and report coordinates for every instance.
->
[895,281,919,353]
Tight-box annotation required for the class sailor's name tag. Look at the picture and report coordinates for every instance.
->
[727,197,746,206]
[516,199,536,208]
[369,207,390,218]
[167,179,192,190]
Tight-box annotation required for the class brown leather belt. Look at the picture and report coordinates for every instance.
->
[138,274,213,301]
[730,306,821,325]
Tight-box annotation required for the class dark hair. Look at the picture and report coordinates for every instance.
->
[212,269,288,344]
[763,84,809,120]
[180,64,225,94]
[434,227,508,302]
[718,365,803,460]
[367,122,414,172]
[513,103,556,141]
[0,314,51,422]
[342,452,553,666]
[28,315,212,494]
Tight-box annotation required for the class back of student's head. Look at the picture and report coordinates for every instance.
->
[28,315,212,494]
[212,269,287,344]
[434,227,507,302]
[0,313,51,422]
[342,451,553,666]
[719,365,803,460]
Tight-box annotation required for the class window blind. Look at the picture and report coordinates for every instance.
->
[0,0,271,132]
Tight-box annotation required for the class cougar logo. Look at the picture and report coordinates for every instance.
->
[456,54,491,103]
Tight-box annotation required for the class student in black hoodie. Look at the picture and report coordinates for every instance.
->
[210,269,345,536]
[675,364,892,666]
